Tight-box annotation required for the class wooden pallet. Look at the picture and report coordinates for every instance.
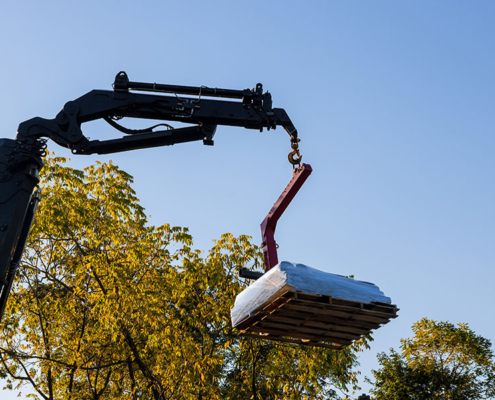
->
[235,290,399,349]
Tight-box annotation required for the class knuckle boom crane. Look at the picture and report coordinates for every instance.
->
[0,72,397,349]
[0,71,300,320]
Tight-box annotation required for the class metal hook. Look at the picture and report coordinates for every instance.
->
[288,149,302,166]
[288,138,302,166]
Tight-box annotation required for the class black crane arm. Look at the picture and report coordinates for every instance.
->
[0,71,301,322]
[18,71,298,154]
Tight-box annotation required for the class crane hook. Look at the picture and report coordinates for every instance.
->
[288,138,302,166]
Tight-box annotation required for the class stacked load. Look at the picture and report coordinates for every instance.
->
[232,262,398,349]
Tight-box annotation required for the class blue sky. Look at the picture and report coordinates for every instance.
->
[1,1,494,397]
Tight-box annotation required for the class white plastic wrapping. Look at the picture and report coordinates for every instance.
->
[232,261,392,328]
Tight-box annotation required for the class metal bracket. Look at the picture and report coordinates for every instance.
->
[238,268,264,280]
[260,163,313,271]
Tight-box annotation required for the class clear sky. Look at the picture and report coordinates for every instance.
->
[1,1,494,398]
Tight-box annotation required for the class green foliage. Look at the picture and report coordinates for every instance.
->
[368,318,495,400]
[0,156,368,399]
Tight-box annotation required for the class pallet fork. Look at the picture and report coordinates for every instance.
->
[234,164,398,349]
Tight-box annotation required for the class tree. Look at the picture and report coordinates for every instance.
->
[0,156,369,399]
[368,318,495,400]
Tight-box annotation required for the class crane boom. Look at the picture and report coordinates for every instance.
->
[0,71,302,322]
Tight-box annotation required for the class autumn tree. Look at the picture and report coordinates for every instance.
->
[0,156,369,399]
[368,318,495,400]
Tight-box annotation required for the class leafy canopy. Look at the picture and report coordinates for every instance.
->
[368,318,495,400]
[0,156,369,399]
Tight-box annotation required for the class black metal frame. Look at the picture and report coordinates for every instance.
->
[0,71,299,322]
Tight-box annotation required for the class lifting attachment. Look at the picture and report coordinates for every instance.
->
[261,163,312,271]
[233,163,399,349]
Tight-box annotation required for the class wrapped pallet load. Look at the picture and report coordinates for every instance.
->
[232,262,398,349]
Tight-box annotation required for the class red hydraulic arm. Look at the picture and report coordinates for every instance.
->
[261,163,313,271]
